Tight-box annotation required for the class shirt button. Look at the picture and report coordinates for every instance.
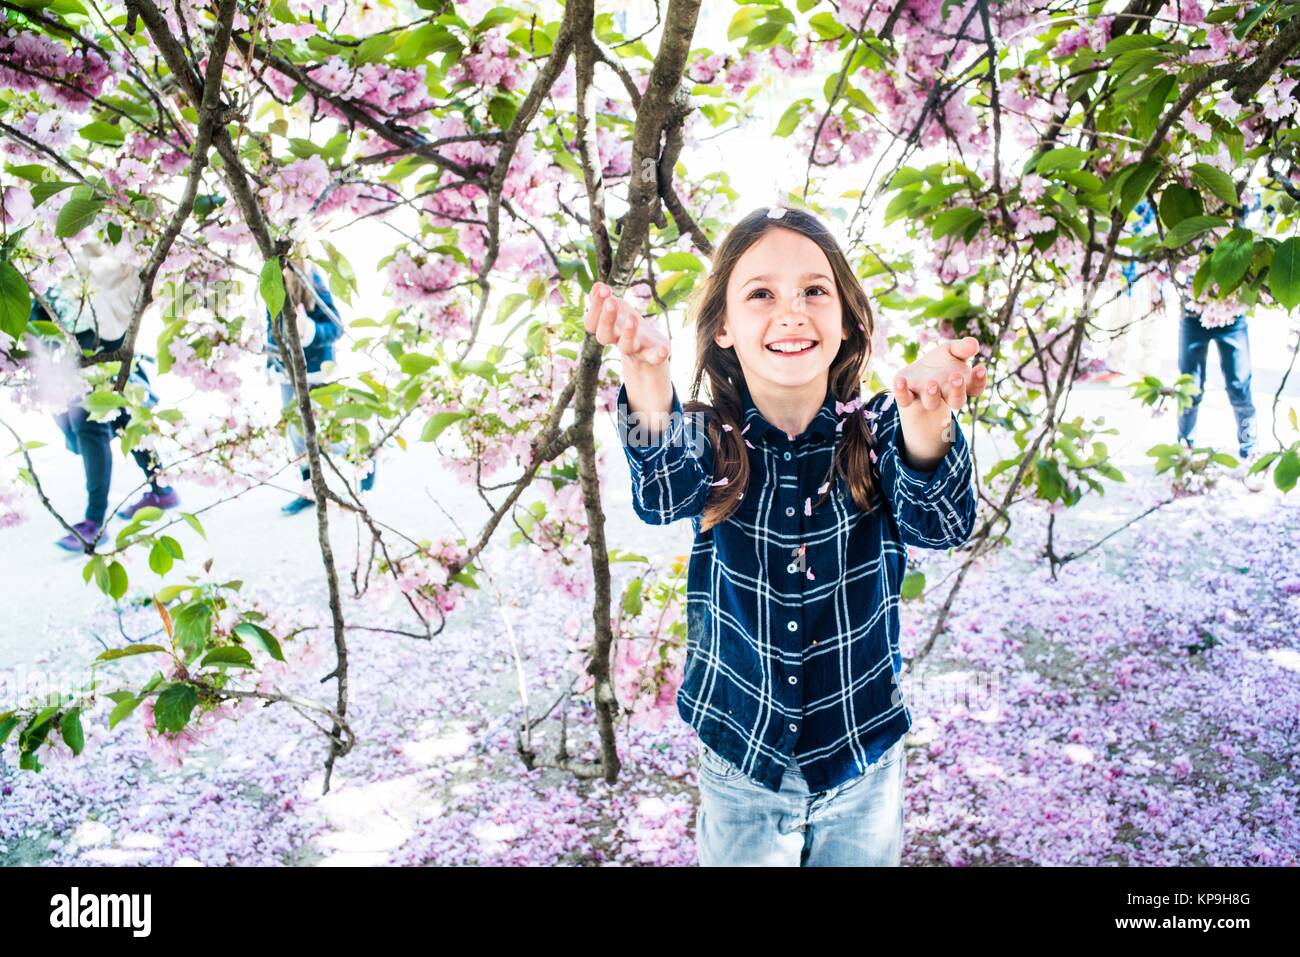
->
[788,723,798,733]
[785,506,795,517]
[783,451,792,461]
[787,621,798,632]
[788,676,797,685]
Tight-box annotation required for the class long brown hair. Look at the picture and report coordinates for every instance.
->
[684,206,882,532]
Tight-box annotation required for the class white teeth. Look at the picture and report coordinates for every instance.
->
[767,341,815,353]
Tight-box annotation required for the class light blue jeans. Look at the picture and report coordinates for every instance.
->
[695,736,906,867]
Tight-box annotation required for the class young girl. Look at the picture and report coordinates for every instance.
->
[587,205,986,867]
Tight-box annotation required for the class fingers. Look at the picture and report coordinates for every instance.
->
[945,335,980,361]
[920,379,943,411]
[945,372,967,411]
[584,281,609,334]
[616,304,640,355]
[594,294,620,345]
[969,363,988,397]
[893,375,916,408]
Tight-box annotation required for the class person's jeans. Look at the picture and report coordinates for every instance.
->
[279,382,348,477]
[1177,313,1257,457]
[55,332,162,525]
[695,736,906,866]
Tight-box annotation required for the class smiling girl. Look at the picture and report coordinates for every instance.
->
[588,205,986,867]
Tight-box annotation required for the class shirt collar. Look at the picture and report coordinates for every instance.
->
[740,380,840,444]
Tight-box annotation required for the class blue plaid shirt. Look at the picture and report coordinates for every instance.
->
[617,379,976,793]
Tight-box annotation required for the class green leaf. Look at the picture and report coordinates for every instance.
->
[107,560,129,601]
[1210,228,1254,293]
[1191,163,1238,208]
[0,258,31,340]
[931,208,983,240]
[173,602,212,658]
[1158,184,1203,228]
[259,259,286,320]
[1119,160,1161,217]
[1162,215,1227,249]
[1035,146,1088,174]
[180,511,206,539]
[1276,449,1300,493]
[55,192,105,238]
[234,621,285,661]
[621,578,643,617]
[0,713,19,746]
[774,97,810,137]
[96,644,168,661]
[493,292,529,326]
[398,353,437,375]
[657,251,705,272]
[420,409,470,442]
[1268,236,1300,311]
[78,120,124,147]
[60,708,84,756]
[148,540,174,576]
[900,569,926,600]
[1233,2,1277,40]
[108,696,141,730]
[201,646,254,669]
[152,683,198,734]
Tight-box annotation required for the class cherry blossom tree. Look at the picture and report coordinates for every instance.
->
[1,0,1298,789]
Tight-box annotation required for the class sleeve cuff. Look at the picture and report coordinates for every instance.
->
[873,394,969,500]
[617,381,686,464]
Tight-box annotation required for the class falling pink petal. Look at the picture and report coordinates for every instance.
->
[818,482,829,495]
[710,476,728,486]
[744,439,755,449]
[722,423,732,431]
[797,544,806,555]
[741,423,750,434]
[804,498,812,516]
[806,568,815,581]
[869,448,878,464]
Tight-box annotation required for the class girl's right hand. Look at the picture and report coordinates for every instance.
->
[584,282,670,370]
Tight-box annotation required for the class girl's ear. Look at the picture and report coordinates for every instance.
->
[714,321,734,349]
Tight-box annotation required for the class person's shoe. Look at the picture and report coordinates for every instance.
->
[281,496,315,515]
[117,487,181,520]
[55,520,103,552]
[1240,454,1267,493]
[359,461,378,493]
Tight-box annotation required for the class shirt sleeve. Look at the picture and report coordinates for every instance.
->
[618,381,712,526]
[308,276,344,347]
[869,390,977,550]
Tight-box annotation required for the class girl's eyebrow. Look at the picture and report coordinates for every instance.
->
[742,272,832,287]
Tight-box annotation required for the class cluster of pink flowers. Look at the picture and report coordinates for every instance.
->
[310,57,436,124]
[0,481,27,528]
[363,537,473,621]
[1193,298,1245,330]
[0,28,114,110]
[1054,14,1115,60]
[447,28,526,93]
[140,694,238,770]
[386,250,472,338]
[262,155,332,224]
[1161,0,1207,25]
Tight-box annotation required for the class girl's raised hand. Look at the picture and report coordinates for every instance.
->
[894,335,988,413]
[585,282,670,369]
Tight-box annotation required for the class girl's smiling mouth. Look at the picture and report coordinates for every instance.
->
[766,338,818,356]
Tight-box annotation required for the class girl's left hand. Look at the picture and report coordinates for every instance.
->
[893,336,988,412]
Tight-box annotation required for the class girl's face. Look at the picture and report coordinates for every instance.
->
[716,227,846,395]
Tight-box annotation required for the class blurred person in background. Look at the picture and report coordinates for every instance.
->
[33,241,179,552]
[265,262,375,515]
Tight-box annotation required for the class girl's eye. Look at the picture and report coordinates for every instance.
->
[746,286,829,300]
